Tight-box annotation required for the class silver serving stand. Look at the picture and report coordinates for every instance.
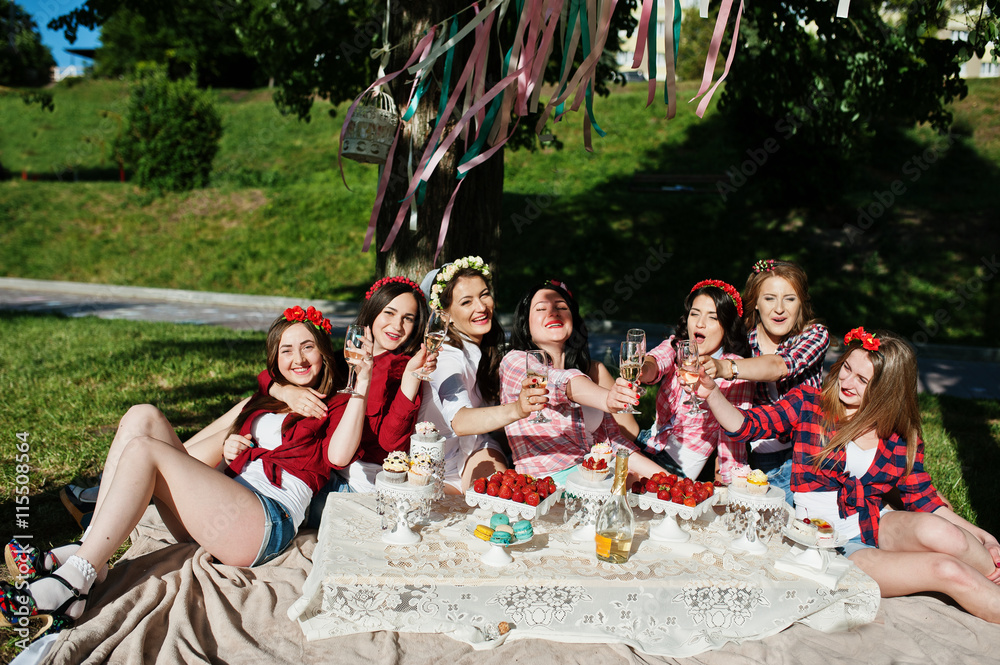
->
[375,472,436,545]
[563,470,614,542]
[726,485,788,555]
[627,491,719,556]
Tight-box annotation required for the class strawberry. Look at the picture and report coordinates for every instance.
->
[656,489,670,501]
[631,481,643,494]
[671,494,685,504]
[498,485,513,500]
[645,480,658,493]
[525,492,541,506]
[490,473,504,485]
[666,474,678,486]
[486,482,501,497]
[683,496,697,507]
[512,490,525,503]
[537,484,550,499]
[473,478,487,494]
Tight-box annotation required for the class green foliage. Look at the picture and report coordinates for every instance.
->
[0,0,56,87]
[676,6,730,82]
[115,67,223,192]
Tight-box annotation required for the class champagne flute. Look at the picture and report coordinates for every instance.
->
[626,328,646,395]
[525,350,550,424]
[338,325,366,395]
[412,310,449,380]
[618,341,642,415]
[676,340,702,414]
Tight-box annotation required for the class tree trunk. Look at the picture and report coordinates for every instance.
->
[376,0,504,283]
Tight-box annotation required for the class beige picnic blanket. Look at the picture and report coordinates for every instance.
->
[40,506,1000,665]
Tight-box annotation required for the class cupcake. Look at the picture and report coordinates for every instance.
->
[730,464,751,490]
[382,451,409,483]
[408,455,433,486]
[412,422,444,443]
[590,442,614,466]
[746,469,769,495]
[579,454,612,482]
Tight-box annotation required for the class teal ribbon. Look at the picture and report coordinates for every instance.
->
[554,0,582,120]
[414,18,459,205]
[579,0,606,137]
[667,0,681,105]
[647,0,658,84]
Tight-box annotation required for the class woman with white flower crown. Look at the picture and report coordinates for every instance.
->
[418,256,548,493]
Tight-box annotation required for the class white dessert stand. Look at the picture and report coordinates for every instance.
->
[563,470,614,542]
[726,486,788,556]
[410,435,446,500]
[627,492,718,556]
[776,521,850,589]
[463,485,562,520]
[468,523,535,567]
[375,472,436,545]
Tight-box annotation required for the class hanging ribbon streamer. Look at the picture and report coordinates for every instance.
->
[662,0,680,118]
[691,0,743,118]
[645,0,657,107]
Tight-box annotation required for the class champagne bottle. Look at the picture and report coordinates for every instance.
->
[594,448,635,563]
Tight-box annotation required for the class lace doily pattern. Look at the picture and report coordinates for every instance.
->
[288,495,880,657]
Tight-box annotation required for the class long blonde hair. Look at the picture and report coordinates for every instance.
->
[815,330,922,474]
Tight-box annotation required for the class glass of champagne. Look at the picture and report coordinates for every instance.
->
[618,341,642,415]
[676,340,702,414]
[525,350,550,424]
[338,325,366,395]
[626,328,646,396]
[412,310,449,380]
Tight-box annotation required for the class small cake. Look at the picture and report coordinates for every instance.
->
[474,525,494,541]
[730,464,751,490]
[590,442,614,466]
[382,451,409,483]
[512,519,533,541]
[746,469,769,495]
[412,422,444,443]
[811,518,836,546]
[489,530,512,545]
[579,454,612,482]
[407,455,433,486]
[490,513,510,529]
[789,519,818,545]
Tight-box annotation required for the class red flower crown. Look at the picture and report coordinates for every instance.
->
[283,305,333,335]
[689,279,743,317]
[844,326,880,351]
[365,276,425,301]
[752,259,777,274]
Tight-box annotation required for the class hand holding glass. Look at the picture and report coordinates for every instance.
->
[676,340,702,413]
[525,350,550,424]
[412,310,449,380]
[618,341,642,415]
[338,325,366,395]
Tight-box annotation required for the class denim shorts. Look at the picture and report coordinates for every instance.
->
[249,490,296,567]
[837,534,876,558]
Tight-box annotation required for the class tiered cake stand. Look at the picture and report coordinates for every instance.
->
[562,470,614,542]
[375,472,436,544]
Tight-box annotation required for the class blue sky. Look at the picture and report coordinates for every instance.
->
[19,0,102,69]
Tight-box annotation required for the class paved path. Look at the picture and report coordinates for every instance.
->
[2,277,997,400]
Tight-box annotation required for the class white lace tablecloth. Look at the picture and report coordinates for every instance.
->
[287,495,879,658]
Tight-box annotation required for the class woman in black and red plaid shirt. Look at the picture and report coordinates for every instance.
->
[699,328,1000,624]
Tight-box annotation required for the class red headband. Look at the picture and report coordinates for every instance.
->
[365,276,425,300]
[283,305,333,335]
[545,279,573,298]
[689,279,743,317]
[844,326,880,351]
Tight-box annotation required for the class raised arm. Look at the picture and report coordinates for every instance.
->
[327,330,374,467]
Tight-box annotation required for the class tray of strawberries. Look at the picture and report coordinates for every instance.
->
[627,472,718,521]
[466,469,563,519]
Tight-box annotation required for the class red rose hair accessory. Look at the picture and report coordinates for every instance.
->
[689,279,744,317]
[752,259,777,274]
[546,279,573,298]
[844,326,880,351]
[365,276,425,301]
[283,305,333,335]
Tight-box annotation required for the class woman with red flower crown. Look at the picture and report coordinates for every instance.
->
[635,279,756,484]
[697,328,1000,624]
[3,308,376,641]
[700,260,830,498]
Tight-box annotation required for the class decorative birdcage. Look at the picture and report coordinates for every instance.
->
[341,88,399,165]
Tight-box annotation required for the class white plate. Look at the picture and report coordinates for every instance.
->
[783,522,843,549]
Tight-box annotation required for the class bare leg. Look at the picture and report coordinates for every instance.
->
[850,548,1000,623]
[461,448,507,493]
[78,436,265,569]
[878,510,996,577]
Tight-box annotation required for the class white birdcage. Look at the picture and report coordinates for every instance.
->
[341,88,399,165]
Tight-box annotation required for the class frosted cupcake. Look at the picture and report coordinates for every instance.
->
[730,464,751,490]
[589,442,614,467]
[412,422,444,444]
[382,451,409,483]
[746,469,770,495]
[408,454,434,486]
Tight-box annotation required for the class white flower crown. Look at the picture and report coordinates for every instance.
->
[428,256,491,311]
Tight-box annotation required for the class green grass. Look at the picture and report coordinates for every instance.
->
[1,78,999,345]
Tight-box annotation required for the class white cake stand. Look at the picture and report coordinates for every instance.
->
[563,470,614,542]
[627,491,718,556]
[468,523,535,567]
[375,472,436,544]
[727,486,788,556]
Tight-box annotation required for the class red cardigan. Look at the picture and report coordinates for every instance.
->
[254,352,420,467]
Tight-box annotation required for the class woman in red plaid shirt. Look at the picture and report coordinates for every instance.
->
[699,328,1000,623]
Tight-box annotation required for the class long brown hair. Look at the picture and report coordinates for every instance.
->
[438,267,504,404]
[742,261,821,337]
[229,315,344,437]
[815,330,922,474]
[355,280,428,356]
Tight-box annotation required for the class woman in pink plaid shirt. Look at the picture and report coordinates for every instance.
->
[636,279,755,484]
[500,280,666,483]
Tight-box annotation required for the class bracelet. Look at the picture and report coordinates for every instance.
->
[729,359,740,380]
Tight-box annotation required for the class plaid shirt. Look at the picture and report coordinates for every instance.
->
[500,350,638,477]
[748,324,829,405]
[645,337,755,482]
[727,385,944,545]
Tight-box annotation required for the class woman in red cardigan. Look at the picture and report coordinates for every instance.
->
[3,307,373,640]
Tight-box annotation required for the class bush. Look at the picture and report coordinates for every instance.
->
[116,67,222,192]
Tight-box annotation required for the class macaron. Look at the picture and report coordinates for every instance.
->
[489,530,512,545]
[474,525,494,541]
[512,520,533,541]
[489,513,510,529]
